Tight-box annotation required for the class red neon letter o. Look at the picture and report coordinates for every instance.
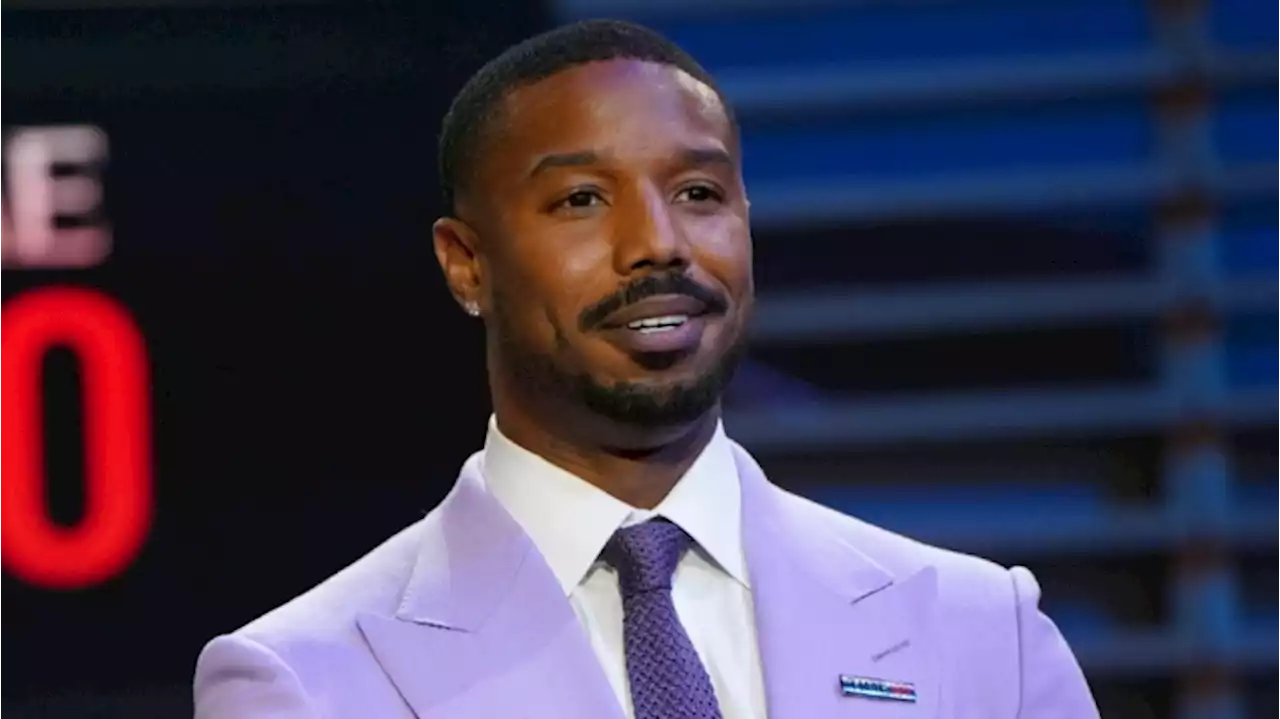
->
[2,286,151,589]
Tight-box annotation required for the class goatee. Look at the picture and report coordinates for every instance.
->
[495,314,746,429]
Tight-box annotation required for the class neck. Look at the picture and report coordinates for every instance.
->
[492,392,720,510]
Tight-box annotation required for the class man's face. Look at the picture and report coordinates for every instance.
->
[447,59,753,429]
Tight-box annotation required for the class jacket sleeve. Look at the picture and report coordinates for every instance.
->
[1010,566,1101,719]
[194,634,318,719]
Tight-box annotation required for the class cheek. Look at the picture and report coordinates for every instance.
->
[556,243,613,285]
[491,242,612,346]
[522,229,615,311]
[689,217,753,292]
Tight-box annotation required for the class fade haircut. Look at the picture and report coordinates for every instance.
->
[437,19,734,217]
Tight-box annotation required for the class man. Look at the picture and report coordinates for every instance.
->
[194,19,1099,719]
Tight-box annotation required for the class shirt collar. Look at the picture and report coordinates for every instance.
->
[479,415,747,596]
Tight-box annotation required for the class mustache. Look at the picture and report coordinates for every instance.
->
[579,272,729,331]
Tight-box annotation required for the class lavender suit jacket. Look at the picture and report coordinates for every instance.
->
[194,442,1100,718]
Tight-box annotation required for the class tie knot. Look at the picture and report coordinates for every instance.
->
[602,519,692,596]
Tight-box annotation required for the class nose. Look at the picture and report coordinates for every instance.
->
[612,183,691,274]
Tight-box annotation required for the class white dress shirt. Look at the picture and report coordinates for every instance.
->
[480,416,768,719]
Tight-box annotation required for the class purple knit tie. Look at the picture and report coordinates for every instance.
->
[602,519,723,719]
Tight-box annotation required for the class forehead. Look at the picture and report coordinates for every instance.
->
[492,59,733,169]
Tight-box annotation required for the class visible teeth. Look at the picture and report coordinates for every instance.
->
[627,314,688,331]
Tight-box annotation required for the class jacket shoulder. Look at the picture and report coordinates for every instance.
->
[195,519,429,716]
[235,517,427,646]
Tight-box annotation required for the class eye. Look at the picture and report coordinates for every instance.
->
[675,184,724,204]
[553,189,605,211]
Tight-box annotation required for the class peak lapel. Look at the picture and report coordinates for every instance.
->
[734,445,941,719]
[357,457,623,719]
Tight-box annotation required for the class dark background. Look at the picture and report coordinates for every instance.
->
[3,0,528,708]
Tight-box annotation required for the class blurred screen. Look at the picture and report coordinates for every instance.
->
[2,0,544,697]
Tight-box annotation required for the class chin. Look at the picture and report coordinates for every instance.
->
[608,351,719,385]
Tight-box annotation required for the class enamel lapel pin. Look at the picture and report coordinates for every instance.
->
[839,675,918,703]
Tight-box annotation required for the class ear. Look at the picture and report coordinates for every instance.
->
[432,217,485,317]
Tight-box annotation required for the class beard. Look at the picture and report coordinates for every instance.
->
[492,304,747,429]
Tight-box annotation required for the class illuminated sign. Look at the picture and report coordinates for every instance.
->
[2,125,111,270]
[2,126,152,590]
[2,287,152,589]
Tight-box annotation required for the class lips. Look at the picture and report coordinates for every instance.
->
[597,295,718,356]
[600,295,709,329]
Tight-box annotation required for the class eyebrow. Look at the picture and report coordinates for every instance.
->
[681,147,735,170]
[527,146,736,179]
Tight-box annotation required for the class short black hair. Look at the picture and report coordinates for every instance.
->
[437,18,731,217]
